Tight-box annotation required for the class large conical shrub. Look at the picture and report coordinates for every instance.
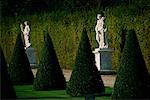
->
[112,29,150,99]
[1,46,16,99]
[66,28,104,96]
[33,32,66,91]
[9,33,34,85]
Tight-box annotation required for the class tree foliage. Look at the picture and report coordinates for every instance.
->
[1,0,117,16]
[9,33,34,85]
[1,0,150,73]
[66,28,104,96]
[112,29,150,99]
[33,32,66,91]
[1,46,16,99]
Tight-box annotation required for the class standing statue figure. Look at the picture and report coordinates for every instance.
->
[95,14,108,49]
[20,21,31,49]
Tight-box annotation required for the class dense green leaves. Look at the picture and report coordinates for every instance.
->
[9,33,34,85]
[112,30,150,99]
[1,0,113,16]
[1,46,16,99]
[66,28,104,96]
[33,32,66,91]
[1,1,150,72]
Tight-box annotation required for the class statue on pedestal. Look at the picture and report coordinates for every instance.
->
[95,14,108,49]
[20,21,31,49]
[93,14,113,71]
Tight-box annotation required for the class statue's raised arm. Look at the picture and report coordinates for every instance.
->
[20,24,24,33]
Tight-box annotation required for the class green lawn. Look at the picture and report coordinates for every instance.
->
[15,85,112,100]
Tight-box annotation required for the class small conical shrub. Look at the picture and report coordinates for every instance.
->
[9,33,34,85]
[66,28,104,96]
[1,46,16,99]
[112,29,150,99]
[33,32,66,91]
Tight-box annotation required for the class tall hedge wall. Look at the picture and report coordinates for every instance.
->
[1,4,150,72]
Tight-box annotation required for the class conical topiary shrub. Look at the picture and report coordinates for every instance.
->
[9,33,34,85]
[33,32,66,91]
[66,28,105,97]
[112,29,150,99]
[1,46,16,99]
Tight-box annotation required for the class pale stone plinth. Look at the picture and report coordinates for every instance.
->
[93,48,112,71]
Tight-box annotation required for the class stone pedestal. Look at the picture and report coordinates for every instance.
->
[85,94,95,100]
[26,47,36,68]
[93,48,112,71]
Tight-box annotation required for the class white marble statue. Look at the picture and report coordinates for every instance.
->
[95,14,108,49]
[20,21,31,49]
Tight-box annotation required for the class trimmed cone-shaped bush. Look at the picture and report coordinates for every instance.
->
[66,28,105,96]
[1,46,16,99]
[9,33,34,85]
[112,29,150,99]
[33,32,66,91]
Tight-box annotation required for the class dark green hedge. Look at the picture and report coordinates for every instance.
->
[1,46,16,99]
[9,33,34,85]
[33,32,66,91]
[112,30,150,99]
[66,28,104,96]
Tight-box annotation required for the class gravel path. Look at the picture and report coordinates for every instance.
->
[32,69,116,87]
